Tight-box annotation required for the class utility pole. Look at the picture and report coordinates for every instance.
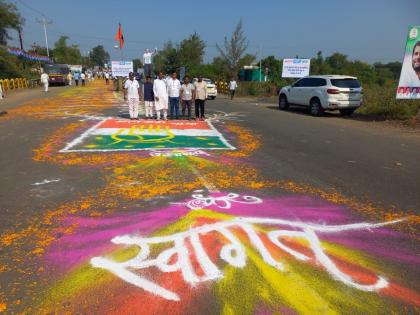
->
[18,28,24,50]
[37,18,52,57]
[259,44,262,82]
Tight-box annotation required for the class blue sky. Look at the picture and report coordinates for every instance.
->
[9,0,420,64]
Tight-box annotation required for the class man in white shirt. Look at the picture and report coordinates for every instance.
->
[81,72,86,86]
[124,72,141,120]
[143,48,157,77]
[40,72,49,93]
[180,75,195,119]
[153,71,169,120]
[167,72,181,120]
[104,72,110,85]
[229,78,238,100]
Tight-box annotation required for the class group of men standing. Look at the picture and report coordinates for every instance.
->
[124,71,208,121]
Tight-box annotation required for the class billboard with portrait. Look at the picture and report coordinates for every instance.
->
[396,26,420,99]
[282,59,311,78]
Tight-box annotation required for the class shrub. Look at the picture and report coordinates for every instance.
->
[357,84,420,120]
[236,81,278,97]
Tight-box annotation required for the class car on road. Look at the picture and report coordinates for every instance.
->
[193,78,218,99]
[278,75,363,116]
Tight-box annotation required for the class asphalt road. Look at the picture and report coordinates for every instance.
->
[0,82,419,314]
[211,98,420,211]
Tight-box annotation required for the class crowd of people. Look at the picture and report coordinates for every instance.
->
[39,70,92,93]
[124,71,208,121]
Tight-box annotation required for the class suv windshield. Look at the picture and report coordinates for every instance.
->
[330,78,361,88]
[193,78,213,84]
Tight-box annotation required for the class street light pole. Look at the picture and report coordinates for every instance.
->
[259,44,262,82]
[37,18,52,58]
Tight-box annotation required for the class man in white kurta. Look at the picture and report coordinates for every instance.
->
[124,72,141,120]
[153,72,168,120]
[40,72,49,92]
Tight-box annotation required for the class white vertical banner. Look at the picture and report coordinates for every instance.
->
[396,26,420,99]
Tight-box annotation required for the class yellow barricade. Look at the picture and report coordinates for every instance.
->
[0,78,30,92]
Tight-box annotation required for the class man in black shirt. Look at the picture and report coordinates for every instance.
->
[143,76,155,119]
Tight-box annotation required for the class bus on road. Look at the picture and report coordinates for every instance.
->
[43,64,70,85]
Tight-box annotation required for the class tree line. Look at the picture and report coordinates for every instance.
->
[0,0,402,87]
[0,0,110,78]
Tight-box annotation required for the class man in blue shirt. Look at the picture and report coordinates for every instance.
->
[73,72,80,86]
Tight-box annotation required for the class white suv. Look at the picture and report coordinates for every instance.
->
[279,75,363,116]
[192,78,218,99]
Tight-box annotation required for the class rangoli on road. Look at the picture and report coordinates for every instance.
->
[61,118,235,152]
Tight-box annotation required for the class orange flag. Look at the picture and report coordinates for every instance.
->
[115,23,124,49]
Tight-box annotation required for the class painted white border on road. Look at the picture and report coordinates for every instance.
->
[60,117,236,153]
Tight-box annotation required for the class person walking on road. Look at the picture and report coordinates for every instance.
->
[153,71,169,120]
[168,72,181,120]
[229,78,238,100]
[124,72,141,120]
[0,82,4,99]
[105,72,110,85]
[194,75,207,120]
[67,72,73,86]
[180,75,195,120]
[143,75,155,119]
[40,72,49,93]
[81,72,86,86]
[74,72,80,86]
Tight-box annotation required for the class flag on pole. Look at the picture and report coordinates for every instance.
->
[115,23,124,49]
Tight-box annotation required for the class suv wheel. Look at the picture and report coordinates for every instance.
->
[279,94,289,110]
[339,108,355,116]
[309,98,324,116]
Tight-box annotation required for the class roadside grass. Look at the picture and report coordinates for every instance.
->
[356,85,420,120]
[233,81,420,120]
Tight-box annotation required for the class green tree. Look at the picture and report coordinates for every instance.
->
[178,32,206,70]
[188,63,218,80]
[52,36,82,64]
[132,58,143,72]
[0,0,24,45]
[325,52,349,70]
[238,53,256,69]
[311,51,332,75]
[153,41,180,74]
[211,56,230,80]
[0,47,21,77]
[374,62,402,80]
[89,45,110,67]
[216,20,250,78]
[261,55,282,82]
